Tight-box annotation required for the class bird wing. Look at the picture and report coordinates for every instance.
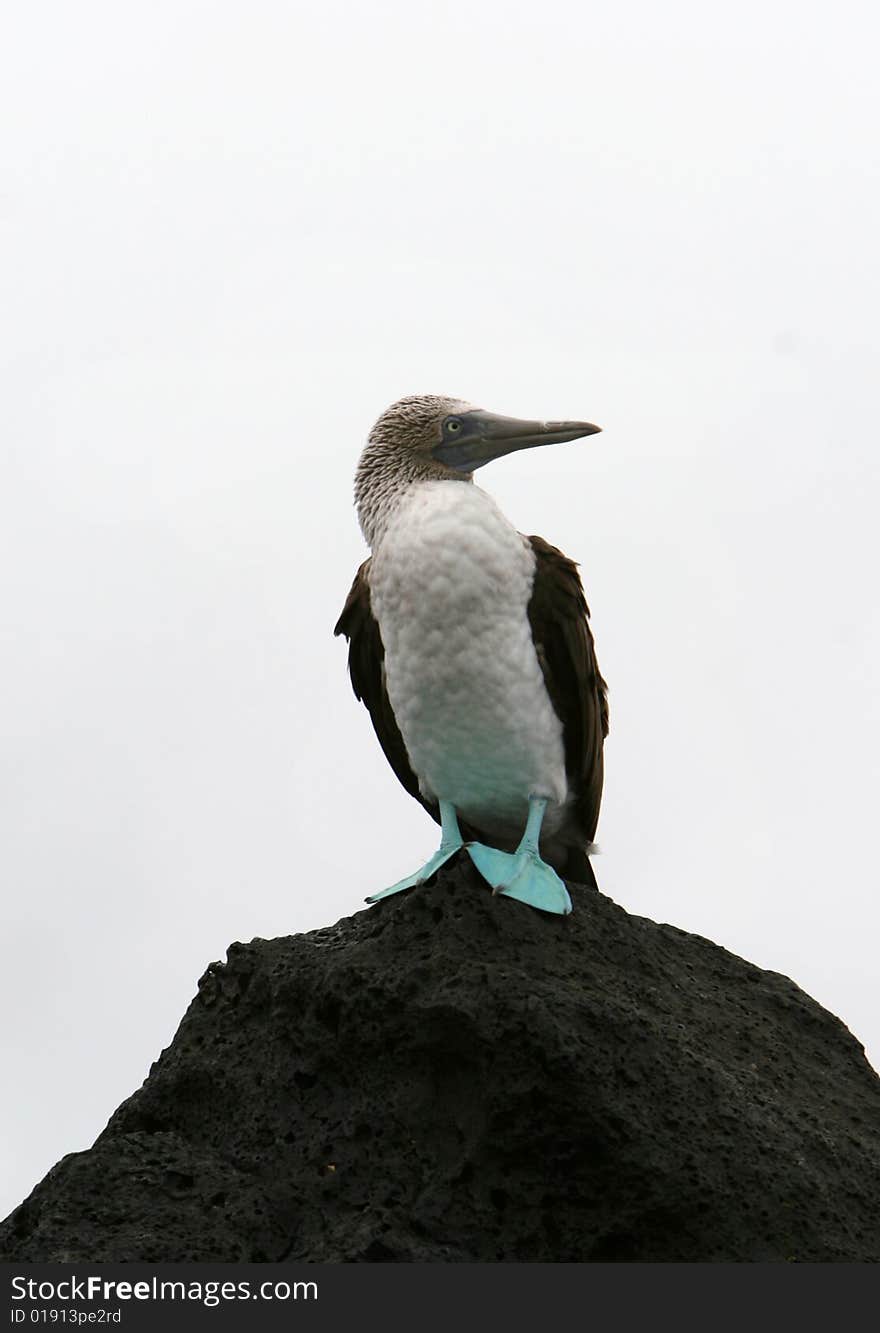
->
[334,560,440,827]
[525,535,609,843]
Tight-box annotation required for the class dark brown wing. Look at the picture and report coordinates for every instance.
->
[334,560,440,827]
[526,535,609,845]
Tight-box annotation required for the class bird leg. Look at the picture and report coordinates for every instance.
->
[365,800,465,903]
[466,796,572,916]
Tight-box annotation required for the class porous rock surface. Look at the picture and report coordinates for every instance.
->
[2,855,879,1262]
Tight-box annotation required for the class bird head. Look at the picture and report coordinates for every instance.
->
[367,393,601,477]
[355,394,601,546]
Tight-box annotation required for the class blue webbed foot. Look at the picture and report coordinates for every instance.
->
[466,795,573,916]
[366,799,464,904]
[365,843,461,903]
[467,843,572,915]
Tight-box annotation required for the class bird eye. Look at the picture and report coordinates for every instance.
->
[446,419,462,433]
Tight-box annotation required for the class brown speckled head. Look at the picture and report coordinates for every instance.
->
[355,394,475,547]
[367,394,477,456]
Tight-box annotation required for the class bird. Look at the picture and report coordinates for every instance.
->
[334,394,608,915]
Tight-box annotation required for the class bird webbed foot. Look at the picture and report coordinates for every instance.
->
[466,842,572,915]
[365,799,464,904]
[466,794,573,915]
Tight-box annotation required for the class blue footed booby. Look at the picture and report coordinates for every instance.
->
[335,395,608,915]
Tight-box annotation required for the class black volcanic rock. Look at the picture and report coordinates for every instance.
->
[2,855,879,1262]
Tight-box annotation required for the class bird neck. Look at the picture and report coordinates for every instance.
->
[355,446,471,549]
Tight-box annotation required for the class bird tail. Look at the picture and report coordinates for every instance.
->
[562,845,600,890]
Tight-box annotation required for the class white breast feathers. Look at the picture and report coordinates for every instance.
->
[368,481,568,839]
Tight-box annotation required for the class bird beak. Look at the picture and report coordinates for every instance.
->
[432,409,602,473]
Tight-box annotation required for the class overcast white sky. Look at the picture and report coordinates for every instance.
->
[2,0,878,1221]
